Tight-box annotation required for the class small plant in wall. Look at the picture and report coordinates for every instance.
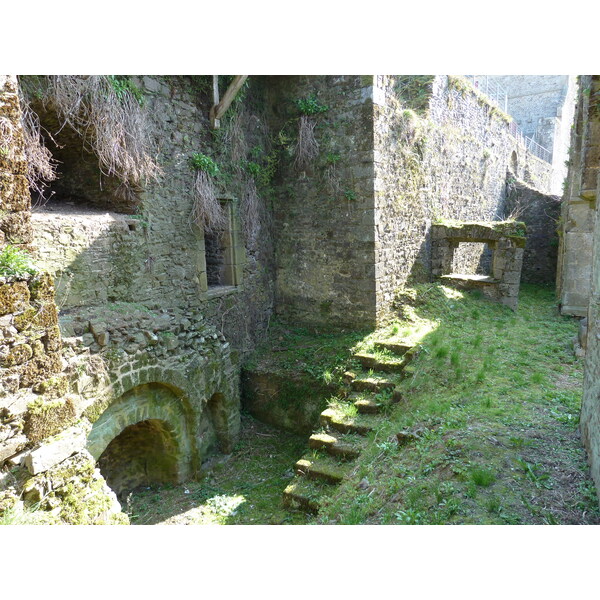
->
[0,245,37,279]
[294,94,328,171]
[189,152,226,231]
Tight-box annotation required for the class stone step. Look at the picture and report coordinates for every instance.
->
[350,376,396,393]
[353,353,406,374]
[373,341,414,356]
[282,477,329,514]
[353,397,384,414]
[308,432,363,460]
[294,455,350,485]
[320,407,375,436]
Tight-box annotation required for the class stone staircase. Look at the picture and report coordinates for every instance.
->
[282,341,419,514]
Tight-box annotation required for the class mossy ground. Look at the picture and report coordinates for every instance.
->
[126,413,309,525]
[245,320,367,386]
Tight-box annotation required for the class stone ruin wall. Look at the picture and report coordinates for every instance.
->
[558,76,598,316]
[0,76,277,523]
[266,75,554,330]
[373,75,554,321]
[505,180,561,285]
[484,75,577,195]
[265,75,378,330]
[0,76,32,248]
[31,76,276,355]
[577,75,600,503]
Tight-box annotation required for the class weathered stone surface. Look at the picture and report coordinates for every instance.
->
[0,434,27,463]
[24,426,87,475]
[0,281,30,316]
[241,367,333,434]
[432,221,525,310]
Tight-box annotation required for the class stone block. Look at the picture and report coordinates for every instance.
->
[502,270,521,285]
[0,173,30,211]
[24,426,87,475]
[0,434,27,463]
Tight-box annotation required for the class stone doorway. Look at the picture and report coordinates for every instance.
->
[97,418,180,497]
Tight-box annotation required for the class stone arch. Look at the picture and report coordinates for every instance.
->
[97,418,180,496]
[86,383,196,492]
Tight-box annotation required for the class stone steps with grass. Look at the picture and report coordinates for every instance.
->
[294,453,351,484]
[308,431,365,460]
[282,477,334,514]
[282,338,419,515]
[353,352,407,373]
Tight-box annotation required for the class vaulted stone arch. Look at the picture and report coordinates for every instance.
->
[83,345,241,495]
[87,383,196,493]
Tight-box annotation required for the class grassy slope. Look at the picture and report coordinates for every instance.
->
[316,283,600,525]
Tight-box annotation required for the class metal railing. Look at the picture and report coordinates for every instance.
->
[509,121,552,163]
[464,75,508,112]
[464,75,552,164]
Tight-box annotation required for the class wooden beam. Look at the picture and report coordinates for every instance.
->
[210,75,248,129]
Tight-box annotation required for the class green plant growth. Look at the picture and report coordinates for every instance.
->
[107,76,145,106]
[313,284,600,525]
[0,245,37,278]
[394,75,435,114]
[295,94,328,116]
[190,152,220,177]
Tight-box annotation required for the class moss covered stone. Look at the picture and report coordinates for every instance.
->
[24,394,76,443]
[23,452,128,524]
[0,281,30,316]
[32,374,69,398]
[13,306,37,331]
[0,343,33,367]
[0,173,30,212]
[18,351,62,388]
[28,272,55,302]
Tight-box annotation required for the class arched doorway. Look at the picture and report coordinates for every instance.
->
[97,418,179,496]
[87,383,195,497]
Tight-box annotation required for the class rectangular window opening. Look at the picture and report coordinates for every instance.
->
[202,198,242,291]
[451,242,494,277]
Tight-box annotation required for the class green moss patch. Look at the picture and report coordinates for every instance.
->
[24,394,76,443]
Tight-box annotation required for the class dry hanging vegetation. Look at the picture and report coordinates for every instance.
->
[17,75,160,199]
[191,171,226,232]
[294,115,320,170]
[292,94,328,171]
[18,99,57,199]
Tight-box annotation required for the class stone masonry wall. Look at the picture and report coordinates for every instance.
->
[30,76,276,355]
[0,76,32,247]
[266,76,377,329]
[1,76,274,523]
[557,76,597,316]
[373,75,552,321]
[506,179,561,285]
[578,75,600,505]
[264,75,553,329]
